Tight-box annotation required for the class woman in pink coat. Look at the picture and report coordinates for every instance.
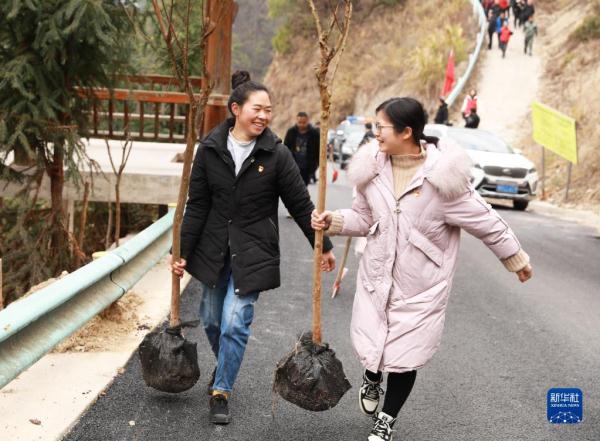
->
[312,97,533,441]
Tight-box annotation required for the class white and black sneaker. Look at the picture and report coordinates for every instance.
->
[368,412,395,441]
[359,372,384,416]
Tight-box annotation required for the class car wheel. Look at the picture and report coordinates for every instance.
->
[513,200,529,211]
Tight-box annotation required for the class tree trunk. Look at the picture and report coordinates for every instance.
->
[105,201,113,249]
[114,177,121,247]
[48,142,65,253]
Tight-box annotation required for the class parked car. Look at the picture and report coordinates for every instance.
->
[332,116,366,168]
[424,124,539,211]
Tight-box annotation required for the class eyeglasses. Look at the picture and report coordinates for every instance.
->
[374,123,394,133]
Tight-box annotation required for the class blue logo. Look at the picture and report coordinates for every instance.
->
[547,388,583,424]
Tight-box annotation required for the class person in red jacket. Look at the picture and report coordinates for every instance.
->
[499,22,514,58]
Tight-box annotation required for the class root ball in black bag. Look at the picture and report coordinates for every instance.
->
[274,332,351,411]
[139,326,200,393]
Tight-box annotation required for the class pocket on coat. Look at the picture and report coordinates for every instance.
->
[363,220,384,281]
[362,277,376,294]
[407,229,443,267]
[368,220,380,236]
[403,280,448,304]
[398,228,445,298]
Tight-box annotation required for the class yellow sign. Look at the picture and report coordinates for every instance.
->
[532,101,578,164]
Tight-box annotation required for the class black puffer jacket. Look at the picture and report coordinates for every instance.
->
[180,118,333,295]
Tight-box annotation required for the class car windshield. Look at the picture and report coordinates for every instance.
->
[449,129,514,154]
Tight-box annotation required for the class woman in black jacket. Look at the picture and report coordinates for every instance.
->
[170,71,335,425]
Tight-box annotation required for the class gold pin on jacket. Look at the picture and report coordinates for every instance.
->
[258,165,264,173]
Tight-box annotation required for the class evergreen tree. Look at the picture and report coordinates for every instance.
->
[0,0,136,300]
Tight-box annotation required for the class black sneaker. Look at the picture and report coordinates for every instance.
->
[359,372,383,416]
[368,412,395,441]
[207,367,216,396]
[209,394,230,424]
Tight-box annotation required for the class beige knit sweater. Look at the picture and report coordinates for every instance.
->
[327,148,529,272]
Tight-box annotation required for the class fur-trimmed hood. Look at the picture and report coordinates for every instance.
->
[347,137,473,200]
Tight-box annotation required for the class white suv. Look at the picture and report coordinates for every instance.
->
[424,124,539,211]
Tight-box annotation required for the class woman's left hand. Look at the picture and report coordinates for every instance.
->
[321,250,336,272]
[516,264,533,283]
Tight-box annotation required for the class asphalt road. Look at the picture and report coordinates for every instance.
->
[63,177,600,441]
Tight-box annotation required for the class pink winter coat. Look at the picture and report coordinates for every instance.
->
[332,139,524,373]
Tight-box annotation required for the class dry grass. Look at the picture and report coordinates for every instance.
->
[53,291,144,353]
[264,0,478,133]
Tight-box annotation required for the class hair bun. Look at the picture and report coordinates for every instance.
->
[232,70,251,90]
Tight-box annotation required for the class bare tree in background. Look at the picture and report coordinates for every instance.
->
[105,138,133,247]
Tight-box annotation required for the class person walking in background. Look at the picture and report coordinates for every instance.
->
[284,112,320,186]
[524,15,538,55]
[520,0,535,27]
[513,0,524,27]
[490,0,502,17]
[312,97,532,441]
[170,71,336,425]
[496,11,508,48]
[434,97,449,125]
[461,89,478,119]
[360,122,376,147]
[499,0,510,18]
[487,9,498,49]
[499,21,514,58]
[482,0,493,15]
[465,108,481,128]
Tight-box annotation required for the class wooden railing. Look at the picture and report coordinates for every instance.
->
[75,75,228,143]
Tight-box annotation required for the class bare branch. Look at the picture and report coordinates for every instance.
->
[329,2,353,86]
[120,4,155,46]
[183,0,192,83]
[306,0,326,53]
[104,138,118,176]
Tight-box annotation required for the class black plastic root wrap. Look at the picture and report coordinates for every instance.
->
[138,324,200,393]
[274,332,351,411]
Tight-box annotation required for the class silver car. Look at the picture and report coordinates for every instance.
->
[424,124,539,211]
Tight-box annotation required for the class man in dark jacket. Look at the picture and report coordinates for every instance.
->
[284,112,320,186]
[519,0,535,26]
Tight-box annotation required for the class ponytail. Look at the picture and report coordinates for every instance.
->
[419,132,439,146]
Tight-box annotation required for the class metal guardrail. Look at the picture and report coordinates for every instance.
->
[0,210,174,389]
[446,0,487,107]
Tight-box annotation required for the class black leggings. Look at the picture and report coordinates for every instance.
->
[366,369,417,418]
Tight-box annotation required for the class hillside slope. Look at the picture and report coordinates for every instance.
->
[523,0,600,209]
[264,0,479,133]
